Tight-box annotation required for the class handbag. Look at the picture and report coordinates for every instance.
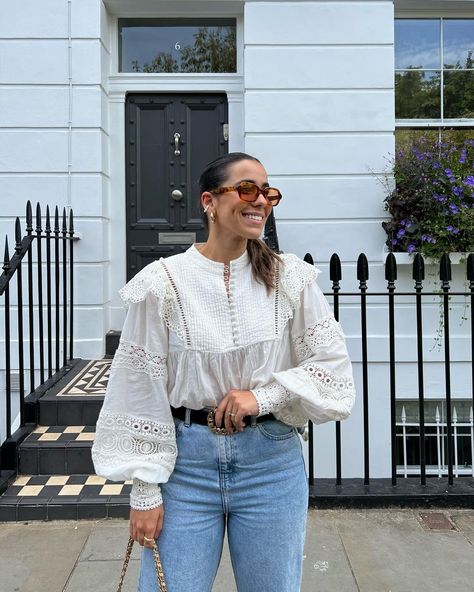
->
[117,536,167,592]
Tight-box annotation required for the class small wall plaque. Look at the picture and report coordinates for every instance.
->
[159,232,196,245]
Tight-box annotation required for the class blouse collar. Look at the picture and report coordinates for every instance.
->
[188,244,250,273]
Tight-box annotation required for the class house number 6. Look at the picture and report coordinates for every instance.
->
[175,41,181,50]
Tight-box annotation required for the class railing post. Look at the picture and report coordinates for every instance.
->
[357,253,370,485]
[3,238,11,439]
[330,253,343,485]
[15,218,25,425]
[26,201,35,394]
[303,252,315,488]
[385,252,397,485]
[69,209,74,360]
[413,253,426,485]
[36,203,45,384]
[440,253,453,485]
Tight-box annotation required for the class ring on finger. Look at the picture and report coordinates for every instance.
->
[144,536,154,543]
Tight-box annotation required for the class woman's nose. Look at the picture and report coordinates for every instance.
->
[254,191,269,206]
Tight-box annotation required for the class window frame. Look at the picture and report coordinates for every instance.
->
[395,15,474,131]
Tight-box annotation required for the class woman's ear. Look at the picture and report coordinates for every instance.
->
[201,191,214,212]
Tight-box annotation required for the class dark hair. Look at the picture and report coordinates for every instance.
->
[198,152,281,292]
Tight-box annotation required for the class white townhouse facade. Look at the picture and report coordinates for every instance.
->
[1,0,473,480]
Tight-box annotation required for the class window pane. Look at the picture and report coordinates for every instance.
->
[119,18,236,73]
[395,19,440,69]
[395,70,441,118]
[443,19,474,69]
[444,71,474,117]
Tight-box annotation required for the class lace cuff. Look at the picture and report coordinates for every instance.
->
[252,381,297,416]
[130,479,163,510]
[294,315,345,363]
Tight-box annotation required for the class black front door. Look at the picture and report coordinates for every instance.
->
[125,93,228,280]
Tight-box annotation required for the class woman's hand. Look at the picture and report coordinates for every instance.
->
[214,389,259,434]
[130,505,164,548]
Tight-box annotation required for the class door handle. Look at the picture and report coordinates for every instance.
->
[171,190,183,201]
[174,132,181,156]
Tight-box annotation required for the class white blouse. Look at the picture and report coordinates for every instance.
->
[91,245,355,510]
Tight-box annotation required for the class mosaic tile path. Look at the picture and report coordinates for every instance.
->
[57,359,111,396]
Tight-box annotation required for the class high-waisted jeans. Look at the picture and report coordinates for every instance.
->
[137,416,308,592]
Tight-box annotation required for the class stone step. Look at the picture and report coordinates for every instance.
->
[0,474,130,522]
[19,426,95,475]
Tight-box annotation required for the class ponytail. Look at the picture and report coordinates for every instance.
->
[246,238,281,293]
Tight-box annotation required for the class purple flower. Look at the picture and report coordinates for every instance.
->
[433,162,440,169]
[407,243,416,254]
[463,176,474,187]
[433,194,447,203]
[452,186,463,197]
[446,225,460,234]
[397,228,406,239]
[445,168,455,182]
[449,203,460,214]
[459,149,467,164]
[391,239,398,246]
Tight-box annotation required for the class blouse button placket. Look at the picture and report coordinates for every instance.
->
[226,263,239,346]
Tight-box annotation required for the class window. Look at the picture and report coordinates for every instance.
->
[396,400,473,477]
[395,18,474,148]
[119,18,237,73]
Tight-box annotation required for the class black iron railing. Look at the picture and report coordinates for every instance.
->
[304,251,474,489]
[0,202,75,470]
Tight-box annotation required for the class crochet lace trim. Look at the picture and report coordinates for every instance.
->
[301,363,355,409]
[119,260,190,346]
[277,254,319,336]
[112,340,168,380]
[293,316,345,363]
[92,412,177,473]
[253,381,295,416]
[130,479,163,510]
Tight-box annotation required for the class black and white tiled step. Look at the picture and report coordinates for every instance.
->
[0,474,131,522]
[19,426,96,475]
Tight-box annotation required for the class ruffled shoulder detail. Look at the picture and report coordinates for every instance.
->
[119,260,188,346]
[119,260,170,304]
[279,253,320,307]
[275,254,320,336]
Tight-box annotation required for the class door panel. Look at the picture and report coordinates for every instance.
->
[126,93,228,280]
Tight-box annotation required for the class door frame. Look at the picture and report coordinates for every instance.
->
[106,14,244,327]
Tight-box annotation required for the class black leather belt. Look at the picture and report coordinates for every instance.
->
[171,406,275,435]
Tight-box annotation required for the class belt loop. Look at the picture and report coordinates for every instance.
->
[251,415,257,428]
[185,408,191,427]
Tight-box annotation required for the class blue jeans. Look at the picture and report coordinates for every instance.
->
[137,417,308,592]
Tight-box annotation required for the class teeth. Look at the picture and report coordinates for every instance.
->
[243,213,263,221]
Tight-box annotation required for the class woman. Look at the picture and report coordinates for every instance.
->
[92,152,355,592]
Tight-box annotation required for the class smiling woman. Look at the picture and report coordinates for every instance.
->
[91,152,355,592]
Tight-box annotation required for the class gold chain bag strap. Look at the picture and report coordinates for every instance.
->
[117,536,167,592]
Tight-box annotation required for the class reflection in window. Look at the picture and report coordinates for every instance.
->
[395,19,440,69]
[395,71,440,119]
[119,19,236,73]
[443,19,474,68]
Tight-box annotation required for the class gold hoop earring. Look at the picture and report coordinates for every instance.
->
[203,205,209,213]
[210,212,216,224]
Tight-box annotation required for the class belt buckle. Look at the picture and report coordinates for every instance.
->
[207,408,232,435]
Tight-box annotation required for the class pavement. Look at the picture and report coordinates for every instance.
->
[0,508,473,592]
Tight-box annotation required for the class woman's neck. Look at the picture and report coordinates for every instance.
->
[197,235,248,264]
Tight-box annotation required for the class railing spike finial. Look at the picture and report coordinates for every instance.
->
[385,252,397,283]
[26,201,33,234]
[3,236,10,271]
[68,208,74,234]
[304,253,314,266]
[62,207,67,234]
[356,253,369,282]
[412,253,425,283]
[330,253,342,282]
[15,217,22,253]
[466,253,474,282]
[54,206,60,233]
[45,205,51,233]
[440,253,452,282]
[35,202,42,233]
